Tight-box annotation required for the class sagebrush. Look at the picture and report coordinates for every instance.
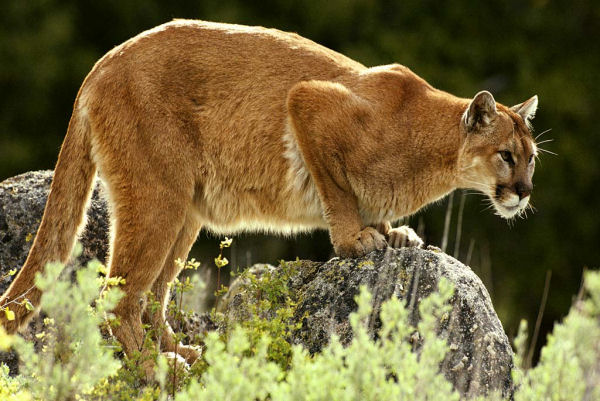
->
[1,256,599,400]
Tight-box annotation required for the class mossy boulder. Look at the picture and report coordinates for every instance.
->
[218,248,514,398]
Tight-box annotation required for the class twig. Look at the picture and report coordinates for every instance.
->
[465,239,475,267]
[480,242,493,300]
[526,270,552,369]
[575,267,588,306]
[441,192,454,253]
[416,216,425,240]
[453,191,466,259]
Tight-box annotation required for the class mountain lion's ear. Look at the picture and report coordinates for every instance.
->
[510,95,538,124]
[463,91,497,132]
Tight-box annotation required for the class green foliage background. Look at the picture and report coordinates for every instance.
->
[1,0,598,359]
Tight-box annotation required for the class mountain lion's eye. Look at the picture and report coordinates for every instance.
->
[528,154,534,164]
[499,150,514,164]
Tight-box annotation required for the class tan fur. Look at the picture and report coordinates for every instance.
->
[0,20,538,368]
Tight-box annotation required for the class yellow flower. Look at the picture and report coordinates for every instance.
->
[4,308,15,321]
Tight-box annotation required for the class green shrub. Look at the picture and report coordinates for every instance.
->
[223,260,303,369]
[1,253,599,400]
[175,280,459,401]
[11,256,122,400]
[512,270,600,401]
[0,364,31,401]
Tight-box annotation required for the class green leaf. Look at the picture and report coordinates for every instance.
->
[23,300,34,311]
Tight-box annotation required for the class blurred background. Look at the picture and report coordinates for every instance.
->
[1,0,598,362]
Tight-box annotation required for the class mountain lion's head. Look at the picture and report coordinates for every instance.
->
[458,91,539,219]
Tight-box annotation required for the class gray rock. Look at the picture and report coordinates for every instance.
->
[0,170,109,373]
[0,170,109,295]
[218,248,514,398]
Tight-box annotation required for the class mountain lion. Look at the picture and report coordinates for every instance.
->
[0,20,538,370]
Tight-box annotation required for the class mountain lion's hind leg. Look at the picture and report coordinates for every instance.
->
[143,214,202,365]
[375,222,424,248]
[106,180,192,377]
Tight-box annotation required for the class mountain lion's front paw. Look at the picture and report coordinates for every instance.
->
[387,225,424,248]
[334,227,387,258]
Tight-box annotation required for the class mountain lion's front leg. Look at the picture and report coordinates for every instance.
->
[287,81,387,258]
[375,221,424,248]
[311,175,386,258]
[319,181,387,258]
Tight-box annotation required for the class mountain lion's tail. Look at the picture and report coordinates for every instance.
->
[0,105,96,333]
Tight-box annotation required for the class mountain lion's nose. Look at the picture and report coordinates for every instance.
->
[515,182,532,200]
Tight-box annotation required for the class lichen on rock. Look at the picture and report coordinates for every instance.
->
[220,248,514,397]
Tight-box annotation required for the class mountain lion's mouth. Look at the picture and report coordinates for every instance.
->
[492,195,530,219]
[495,203,520,219]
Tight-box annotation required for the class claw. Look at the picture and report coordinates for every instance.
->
[387,226,423,248]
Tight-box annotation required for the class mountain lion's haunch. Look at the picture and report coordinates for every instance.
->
[0,20,539,373]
